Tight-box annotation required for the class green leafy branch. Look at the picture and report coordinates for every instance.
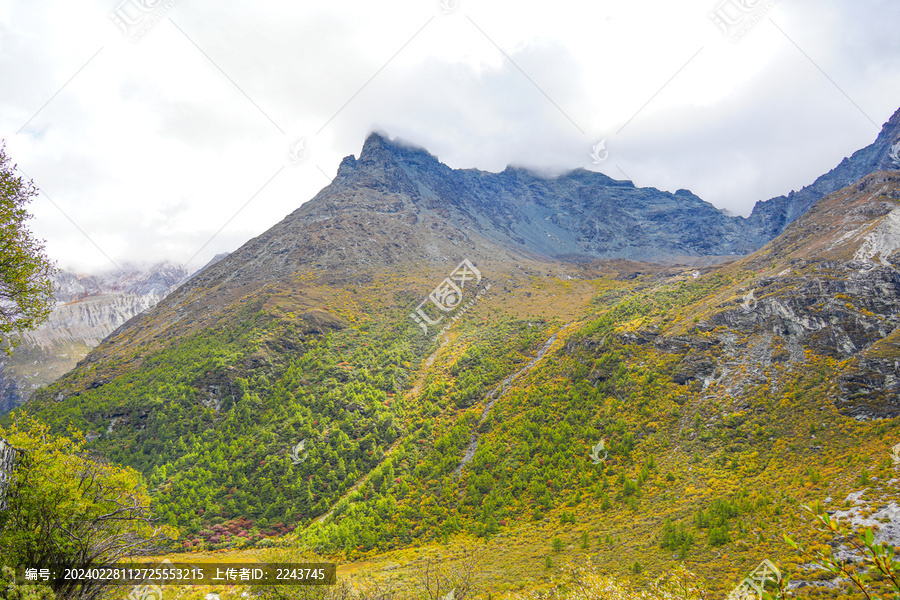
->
[784,500,900,599]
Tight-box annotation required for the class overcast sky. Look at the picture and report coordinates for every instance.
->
[2,0,898,273]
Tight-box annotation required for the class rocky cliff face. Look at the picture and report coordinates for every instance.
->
[0,263,192,413]
[18,293,164,349]
[187,111,900,276]
[746,106,900,239]
[324,133,760,262]
[43,110,900,399]
[164,115,900,314]
[612,170,900,421]
[51,261,189,302]
[296,110,900,266]
[86,132,766,372]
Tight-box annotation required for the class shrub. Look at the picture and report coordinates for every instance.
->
[708,526,730,547]
[0,566,54,600]
[660,518,694,559]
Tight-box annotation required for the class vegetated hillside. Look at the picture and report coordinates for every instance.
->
[32,109,900,396]
[8,106,900,596]
[35,105,900,390]
[0,262,192,413]
[10,170,900,597]
[287,170,900,596]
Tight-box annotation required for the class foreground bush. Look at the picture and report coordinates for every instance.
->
[0,416,176,600]
[0,566,54,600]
[511,562,705,600]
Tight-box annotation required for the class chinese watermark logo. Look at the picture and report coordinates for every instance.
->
[290,439,309,465]
[438,0,459,14]
[727,559,781,600]
[741,289,757,312]
[889,141,900,167]
[289,139,308,163]
[127,559,173,600]
[589,139,608,164]
[128,583,164,600]
[110,0,181,42]
[410,259,491,339]
[590,439,608,465]
[710,0,778,42]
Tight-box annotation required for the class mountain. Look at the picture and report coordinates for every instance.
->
[51,261,190,302]
[747,106,900,239]
[327,133,759,261]
[0,262,191,413]
[50,111,900,381]
[7,114,900,595]
[656,169,900,418]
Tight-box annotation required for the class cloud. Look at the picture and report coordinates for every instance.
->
[1,0,898,272]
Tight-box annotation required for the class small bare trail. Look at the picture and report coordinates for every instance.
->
[313,324,576,522]
[406,345,443,398]
[453,323,576,475]
[312,436,404,525]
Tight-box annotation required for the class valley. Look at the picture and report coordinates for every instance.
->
[4,112,900,599]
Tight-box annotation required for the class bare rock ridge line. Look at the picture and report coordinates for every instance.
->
[168,107,900,305]
[64,107,900,391]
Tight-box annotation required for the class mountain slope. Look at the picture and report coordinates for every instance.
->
[747,106,900,239]
[53,107,900,384]
[331,133,758,260]
[0,262,191,413]
[290,169,900,592]
[7,125,900,596]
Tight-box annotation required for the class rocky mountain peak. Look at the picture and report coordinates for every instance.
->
[0,261,194,413]
[880,106,900,167]
[360,132,436,163]
[747,107,900,238]
[336,132,442,180]
[884,105,900,130]
[52,262,191,304]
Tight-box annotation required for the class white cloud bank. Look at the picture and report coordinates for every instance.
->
[1,0,898,272]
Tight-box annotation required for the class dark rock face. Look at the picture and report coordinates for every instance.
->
[175,111,900,322]
[709,265,900,359]
[333,134,759,261]
[708,262,900,420]
[672,353,717,385]
[576,169,900,420]
[318,112,900,264]
[747,107,900,239]
[837,356,900,420]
